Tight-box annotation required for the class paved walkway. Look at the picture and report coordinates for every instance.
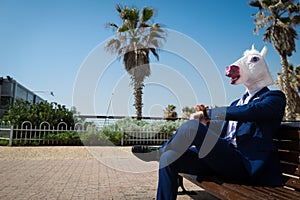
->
[0,146,218,200]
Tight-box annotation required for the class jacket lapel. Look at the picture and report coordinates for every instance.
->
[235,87,269,132]
[220,87,270,138]
[248,87,269,102]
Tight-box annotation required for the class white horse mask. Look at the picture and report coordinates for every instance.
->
[226,45,274,91]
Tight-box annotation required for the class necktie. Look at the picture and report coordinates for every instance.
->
[225,92,250,145]
[241,92,249,104]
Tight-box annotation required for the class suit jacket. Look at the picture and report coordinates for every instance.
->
[211,87,286,186]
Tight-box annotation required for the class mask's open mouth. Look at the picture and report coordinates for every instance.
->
[226,65,240,84]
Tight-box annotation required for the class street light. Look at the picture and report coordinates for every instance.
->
[34,91,55,96]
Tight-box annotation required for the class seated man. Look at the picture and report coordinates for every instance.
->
[132,46,286,200]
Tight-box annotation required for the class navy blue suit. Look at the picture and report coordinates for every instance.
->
[156,87,286,200]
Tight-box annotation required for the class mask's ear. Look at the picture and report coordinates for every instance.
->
[260,46,267,57]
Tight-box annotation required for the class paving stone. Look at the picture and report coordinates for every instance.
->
[0,146,218,200]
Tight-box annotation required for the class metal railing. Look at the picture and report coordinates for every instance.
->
[0,116,182,146]
[78,115,182,129]
[121,130,172,146]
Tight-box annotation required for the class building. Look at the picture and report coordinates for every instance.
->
[0,76,44,118]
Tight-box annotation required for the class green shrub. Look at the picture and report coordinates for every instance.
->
[101,126,123,145]
[0,140,9,146]
[107,117,185,143]
[80,132,101,145]
[42,131,82,145]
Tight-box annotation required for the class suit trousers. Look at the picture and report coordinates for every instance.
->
[156,120,249,200]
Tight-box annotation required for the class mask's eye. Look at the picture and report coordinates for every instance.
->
[250,56,260,63]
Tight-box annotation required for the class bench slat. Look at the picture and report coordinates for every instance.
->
[282,175,300,191]
[179,174,253,200]
[269,187,300,200]
[222,183,274,200]
[281,162,300,176]
[276,141,300,152]
[275,129,300,140]
[250,186,299,200]
[278,150,300,164]
[180,174,300,200]
[202,177,300,199]
[243,186,299,200]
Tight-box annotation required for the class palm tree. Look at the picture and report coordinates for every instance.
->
[164,104,178,120]
[249,0,300,120]
[294,64,300,92]
[105,4,166,120]
[277,63,300,118]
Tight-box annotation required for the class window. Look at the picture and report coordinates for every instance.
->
[1,82,13,96]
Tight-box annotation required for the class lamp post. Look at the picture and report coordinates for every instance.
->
[33,91,55,96]
[103,93,114,127]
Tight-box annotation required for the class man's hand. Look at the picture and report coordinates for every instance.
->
[195,104,206,112]
[190,104,210,125]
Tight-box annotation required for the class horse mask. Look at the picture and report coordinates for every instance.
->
[226,45,274,90]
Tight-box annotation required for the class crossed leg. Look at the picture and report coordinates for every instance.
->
[156,120,248,200]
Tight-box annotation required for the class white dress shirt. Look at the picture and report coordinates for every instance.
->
[225,88,262,146]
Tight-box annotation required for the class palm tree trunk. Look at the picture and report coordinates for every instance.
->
[280,54,296,121]
[134,81,143,120]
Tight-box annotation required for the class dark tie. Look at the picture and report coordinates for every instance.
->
[241,92,249,104]
[225,92,250,143]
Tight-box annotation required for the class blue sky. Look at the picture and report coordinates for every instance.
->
[1,0,300,117]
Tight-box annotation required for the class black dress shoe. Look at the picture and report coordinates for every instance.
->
[131,145,160,162]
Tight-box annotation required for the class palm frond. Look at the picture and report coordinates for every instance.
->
[116,4,122,13]
[118,24,129,32]
[280,16,291,24]
[149,48,159,60]
[141,7,154,23]
[121,6,139,29]
[149,31,164,39]
[149,39,159,48]
[291,15,300,25]
[105,39,121,53]
[151,23,165,32]
[106,23,119,29]
[260,0,275,7]
[263,26,272,42]
[267,24,297,56]
[139,23,151,28]
[249,0,263,9]
[118,46,127,57]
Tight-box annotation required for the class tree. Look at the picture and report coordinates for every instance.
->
[277,63,300,118]
[249,0,300,120]
[4,100,75,128]
[105,4,166,119]
[164,104,178,120]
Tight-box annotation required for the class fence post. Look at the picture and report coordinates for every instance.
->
[9,125,13,146]
[121,132,124,146]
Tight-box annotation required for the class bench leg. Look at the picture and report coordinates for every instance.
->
[177,175,197,195]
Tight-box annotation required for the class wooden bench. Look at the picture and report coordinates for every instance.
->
[178,122,300,200]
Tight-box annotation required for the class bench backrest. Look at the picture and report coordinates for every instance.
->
[275,122,300,191]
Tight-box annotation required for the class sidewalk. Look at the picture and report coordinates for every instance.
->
[0,146,218,200]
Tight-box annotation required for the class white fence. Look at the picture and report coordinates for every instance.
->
[0,121,85,146]
[0,124,13,146]
[0,120,172,146]
[121,131,171,145]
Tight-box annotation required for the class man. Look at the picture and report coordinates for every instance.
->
[133,46,286,199]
